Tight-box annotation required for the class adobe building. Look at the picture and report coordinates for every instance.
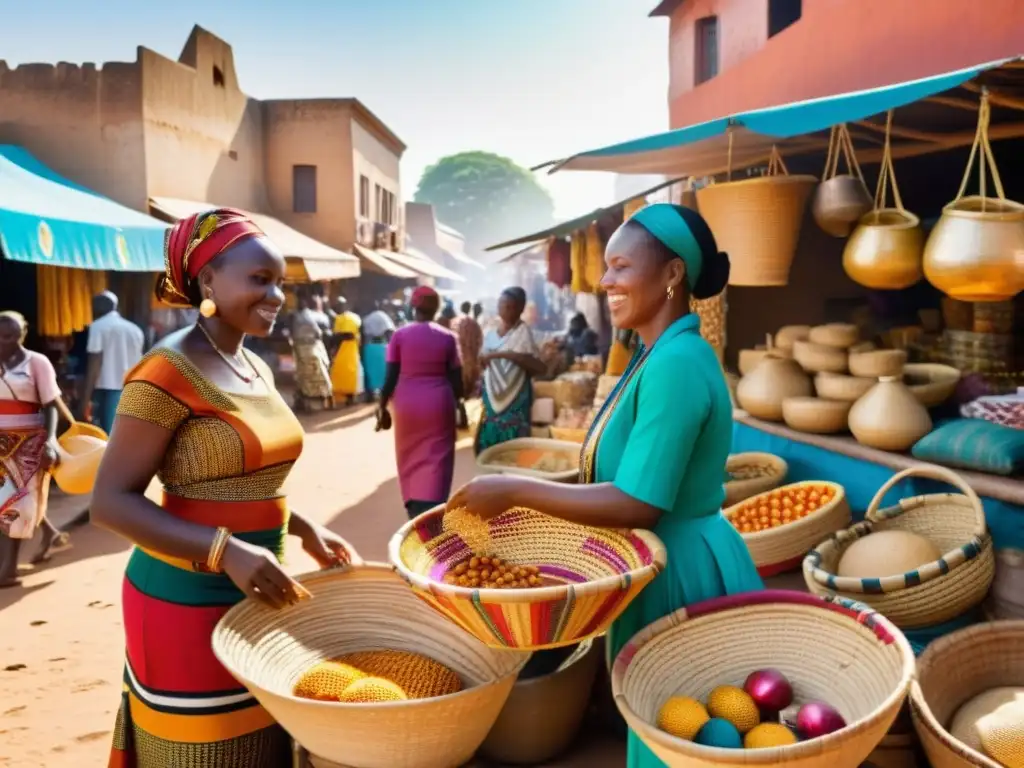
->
[0,25,408,285]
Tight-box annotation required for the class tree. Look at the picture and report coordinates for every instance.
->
[414,152,556,255]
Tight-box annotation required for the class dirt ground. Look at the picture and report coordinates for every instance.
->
[0,405,627,768]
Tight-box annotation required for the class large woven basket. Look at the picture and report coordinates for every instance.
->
[611,590,915,768]
[476,437,581,482]
[389,506,666,650]
[211,563,527,768]
[696,170,817,287]
[723,452,789,507]
[911,620,1024,768]
[549,426,588,444]
[803,465,995,629]
[724,481,851,577]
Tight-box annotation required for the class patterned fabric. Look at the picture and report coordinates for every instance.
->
[912,418,1024,476]
[157,209,265,307]
[475,384,532,456]
[961,393,1024,430]
[108,348,302,767]
[481,322,537,415]
[0,402,49,540]
[450,314,483,395]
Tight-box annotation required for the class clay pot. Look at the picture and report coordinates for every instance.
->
[848,376,933,451]
[809,323,860,348]
[848,349,907,378]
[813,175,874,238]
[814,372,876,403]
[902,363,961,408]
[736,355,814,422]
[843,209,925,290]
[792,340,848,374]
[738,349,771,376]
[774,325,812,350]
[782,397,852,434]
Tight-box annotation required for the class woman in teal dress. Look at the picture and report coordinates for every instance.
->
[449,202,763,768]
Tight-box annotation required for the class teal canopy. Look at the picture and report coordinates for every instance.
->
[542,56,1020,176]
[0,146,168,271]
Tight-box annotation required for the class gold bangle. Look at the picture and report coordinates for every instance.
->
[207,527,232,573]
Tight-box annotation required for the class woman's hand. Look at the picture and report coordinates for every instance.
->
[300,524,363,569]
[375,405,392,432]
[448,475,525,521]
[39,438,61,471]
[221,537,310,609]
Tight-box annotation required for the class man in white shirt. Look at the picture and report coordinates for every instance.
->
[81,291,145,436]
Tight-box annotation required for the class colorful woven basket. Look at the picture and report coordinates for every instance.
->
[723,452,789,507]
[476,437,581,482]
[802,464,994,629]
[611,590,915,768]
[911,620,1024,768]
[211,563,527,768]
[388,506,666,651]
[724,481,851,577]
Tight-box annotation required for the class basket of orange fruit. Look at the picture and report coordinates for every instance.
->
[476,437,580,483]
[724,481,851,577]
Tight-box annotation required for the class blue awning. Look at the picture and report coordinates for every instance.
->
[0,146,168,271]
[543,56,1021,176]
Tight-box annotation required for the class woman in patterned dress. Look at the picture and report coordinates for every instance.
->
[474,287,547,455]
[91,208,360,767]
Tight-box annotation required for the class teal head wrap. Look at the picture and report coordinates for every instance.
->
[627,203,704,291]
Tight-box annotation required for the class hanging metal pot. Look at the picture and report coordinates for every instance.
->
[923,92,1024,302]
[842,111,923,290]
[813,124,873,238]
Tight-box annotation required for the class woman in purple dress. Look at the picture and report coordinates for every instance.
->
[376,287,467,519]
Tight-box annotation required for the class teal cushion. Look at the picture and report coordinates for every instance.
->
[912,418,1024,476]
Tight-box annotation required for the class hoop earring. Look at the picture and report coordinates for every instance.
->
[666,285,675,301]
[199,296,217,318]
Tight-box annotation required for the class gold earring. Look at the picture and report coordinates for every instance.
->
[667,285,675,301]
[199,296,217,318]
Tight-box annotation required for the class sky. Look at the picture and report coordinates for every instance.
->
[0,0,670,221]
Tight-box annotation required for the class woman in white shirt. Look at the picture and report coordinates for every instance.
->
[0,311,67,587]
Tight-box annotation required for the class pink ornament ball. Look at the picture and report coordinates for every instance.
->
[796,701,847,740]
[743,668,794,713]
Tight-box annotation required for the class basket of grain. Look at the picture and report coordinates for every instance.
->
[724,481,851,577]
[611,590,915,768]
[477,437,581,482]
[723,452,788,507]
[911,620,1024,768]
[389,505,666,651]
[802,465,995,629]
[211,563,527,768]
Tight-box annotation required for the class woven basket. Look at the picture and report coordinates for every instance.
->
[724,481,851,577]
[476,437,581,482]
[911,620,1024,768]
[210,563,527,768]
[549,426,588,444]
[803,465,995,629]
[611,590,915,768]
[723,452,788,507]
[388,506,666,651]
[696,172,816,287]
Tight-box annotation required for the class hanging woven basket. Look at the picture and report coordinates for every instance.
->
[923,92,1024,302]
[696,146,816,287]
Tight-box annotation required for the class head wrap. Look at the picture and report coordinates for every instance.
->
[410,285,440,309]
[156,208,265,306]
[627,203,705,291]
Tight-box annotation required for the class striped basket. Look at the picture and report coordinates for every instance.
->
[911,620,1024,768]
[611,590,916,768]
[388,506,666,651]
[723,452,789,507]
[723,481,851,577]
[803,465,995,629]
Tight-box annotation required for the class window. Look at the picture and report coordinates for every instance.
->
[378,189,396,226]
[213,65,225,87]
[768,0,802,37]
[695,16,719,85]
[359,175,370,218]
[292,165,317,213]
[374,184,382,222]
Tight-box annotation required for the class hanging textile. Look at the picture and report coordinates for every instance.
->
[546,237,571,288]
[623,198,646,219]
[570,231,588,294]
[583,223,605,292]
[36,265,97,337]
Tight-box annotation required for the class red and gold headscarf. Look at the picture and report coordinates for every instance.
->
[156,208,265,306]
